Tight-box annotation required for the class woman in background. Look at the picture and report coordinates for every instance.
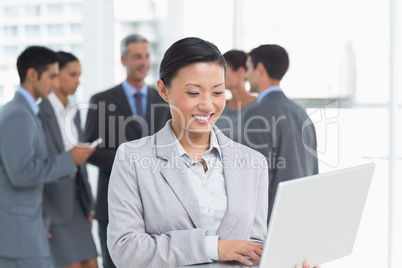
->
[215,49,257,143]
[39,51,98,268]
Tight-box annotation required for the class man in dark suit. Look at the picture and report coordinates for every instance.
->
[84,34,171,268]
[0,46,94,268]
[242,44,319,223]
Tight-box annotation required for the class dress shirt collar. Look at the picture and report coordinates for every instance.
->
[256,85,282,103]
[48,92,72,114]
[168,125,222,167]
[122,80,148,98]
[17,86,40,115]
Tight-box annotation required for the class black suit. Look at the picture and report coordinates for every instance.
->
[242,91,319,223]
[84,83,171,268]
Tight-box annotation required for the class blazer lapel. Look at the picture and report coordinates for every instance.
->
[145,87,154,125]
[16,94,47,152]
[115,85,133,117]
[160,166,202,228]
[214,127,249,238]
[156,122,203,228]
[73,110,82,141]
[40,99,64,153]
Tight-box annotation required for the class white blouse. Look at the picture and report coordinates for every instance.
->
[48,92,79,151]
[172,127,227,261]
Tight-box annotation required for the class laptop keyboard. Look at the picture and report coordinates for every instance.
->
[231,259,259,267]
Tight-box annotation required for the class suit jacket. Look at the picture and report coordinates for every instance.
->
[39,99,93,225]
[84,83,171,223]
[107,121,268,268]
[242,91,318,222]
[0,93,76,259]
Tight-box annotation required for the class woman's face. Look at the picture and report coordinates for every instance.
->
[58,60,81,96]
[158,62,226,138]
[225,64,244,91]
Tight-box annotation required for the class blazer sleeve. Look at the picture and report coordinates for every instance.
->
[250,157,269,244]
[83,95,117,171]
[0,107,75,187]
[107,146,212,268]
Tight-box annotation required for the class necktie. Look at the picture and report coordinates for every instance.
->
[134,93,143,117]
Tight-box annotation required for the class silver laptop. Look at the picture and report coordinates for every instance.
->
[178,163,375,268]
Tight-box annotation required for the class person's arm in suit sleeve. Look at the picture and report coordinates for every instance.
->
[84,95,117,171]
[250,156,269,243]
[0,109,75,187]
[107,145,212,268]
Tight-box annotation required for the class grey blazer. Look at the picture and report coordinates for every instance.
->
[107,121,268,268]
[242,91,318,222]
[0,93,76,259]
[39,99,93,225]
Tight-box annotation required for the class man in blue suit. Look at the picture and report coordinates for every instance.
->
[0,46,95,268]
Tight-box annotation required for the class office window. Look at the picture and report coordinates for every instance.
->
[48,24,63,36]
[49,44,63,51]
[70,44,82,56]
[3,6,19,17]
[70,23,82,35]
[25,25,41,37]
[47,4,63,16]
[179,0,233,51]
[70,2,82,15]
[3,46,18,57]
[25,5,41,17]
[3,26,18,37]
[241,0,388,103]
[121,22,142,34]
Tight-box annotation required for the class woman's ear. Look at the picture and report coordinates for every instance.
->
[157,79,169,103]
[237,66,246,78]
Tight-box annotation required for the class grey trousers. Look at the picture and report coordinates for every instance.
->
[0,256,52,268]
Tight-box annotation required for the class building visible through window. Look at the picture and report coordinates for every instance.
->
[25,25,41,36]
[25,5,40,16]
[3,6,19,17]
[3,26,18,37]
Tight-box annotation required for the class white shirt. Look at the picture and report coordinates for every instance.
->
[172,127,227,261]
[48,92,79,151]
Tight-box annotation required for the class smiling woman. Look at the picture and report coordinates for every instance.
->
[106,37,318,268]
[157,55,226,161]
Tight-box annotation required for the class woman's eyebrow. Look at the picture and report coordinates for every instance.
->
[213,83,224,88]
[184,83,201,87]
[184,83,224,88]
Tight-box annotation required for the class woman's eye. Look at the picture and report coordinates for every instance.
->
[213,91,224,95]
[186,92,199,96]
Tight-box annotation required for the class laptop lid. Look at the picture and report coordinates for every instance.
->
[178,163,375,268]
[259,162,375,268]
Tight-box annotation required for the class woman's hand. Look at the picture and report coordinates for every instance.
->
[218,239,263,266]
[295,260,321,268]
